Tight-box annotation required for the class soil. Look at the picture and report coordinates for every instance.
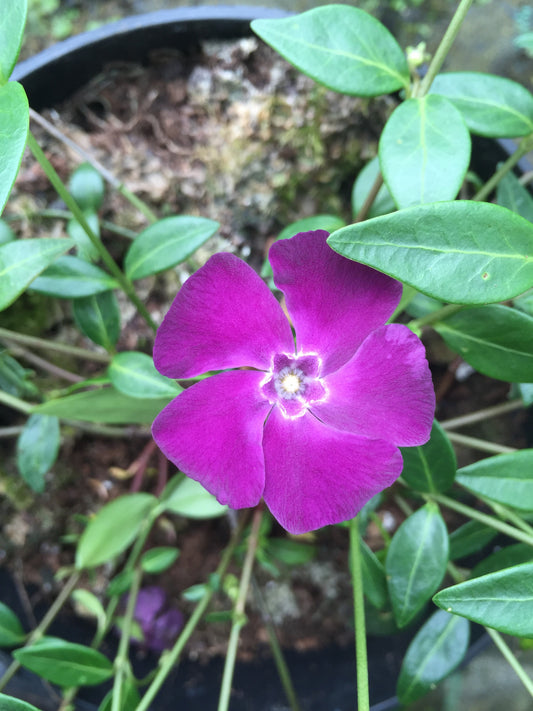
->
[1,31,530,710]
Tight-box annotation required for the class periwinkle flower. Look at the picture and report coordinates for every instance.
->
[129,586,183,653]
[152,230,435,534]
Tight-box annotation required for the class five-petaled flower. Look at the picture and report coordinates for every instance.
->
[152,230,435,534]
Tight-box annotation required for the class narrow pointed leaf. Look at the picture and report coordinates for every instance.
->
[328,201,533,304]
[0,602,26,646]
[456,450,533,511]
[433,562,533,636]
[251,6,409,97]
[430,72,533,137]
[435,305,533,382]
[448,520,498,561]
[0,82,29,215]
[16,414,60,493]
[0,695,43,711]
[29,255,117,298]
[379,95,471,208]
[141,547,179,573]
[401,421,456,493]
[72,291,120,350]
[0,0,28,83]
[160,476,228,519]
[386,502,449,628]
[360,540,388,610]
[108,351,181,399]
[497,170,533,223]
[0,237,74,310]
[471,543,533,579]
[397,609,470,705]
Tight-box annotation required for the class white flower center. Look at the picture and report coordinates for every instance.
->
[281,372,301,394]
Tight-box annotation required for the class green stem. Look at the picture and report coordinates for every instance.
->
[440,400,523,430]
[446,431,517,455]
[7,208,139,240]
[0,426,25,438]
[408,303,464,331]
[350,517,370,711]
[135,514,249,711]
[416,0,475,97]
[218,507,263,711]
[478,497,533,538]
[0,571,80,692]
[0,390,34,414]
[112,567,142,711]
[354,171,384,223]
[0,326,111,362]
[27,132,157,332]
[486,628,533,698]
[473,137,533,202]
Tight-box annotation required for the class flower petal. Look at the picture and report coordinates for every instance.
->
[154,253,294,378]
[152,370,271,508]
[263,408,403,534]
[313,324,435,446]
[270,230,402,375]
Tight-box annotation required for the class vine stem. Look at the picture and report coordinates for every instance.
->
[408,303,464,331]
[218,506,264,711]
[27,132,157,332]
[0,326,111,362]
[473,137,533,202]
[135,513,250,711]
[111,567,142,711]
[0,571,81,692]
[440,400,524,430]
[0,390,34,414]
[350,516,370,711]
[486,628,533,697]
[446,431,517,455]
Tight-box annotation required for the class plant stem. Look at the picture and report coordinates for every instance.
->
[473,136,533,202]
[135,514,249,711]
[30,108,158,223]
[218,507,263,711]
[350,516,370,711]
[486,628,533,698]
[408,303,464,330]
[8,344,84,384]
[0,390,34,414]
[112,567,142,711]
[27,132,157,332]
[0,571,80,692]
[417,0,475,97]
[354,172,384,223]
[440,400,524,430]
[0,327,111,362]
[0,426,25,438]
[446,431,517,455]
[479,498,533,538]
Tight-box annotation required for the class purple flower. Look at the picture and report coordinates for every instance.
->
[152,230,435,534]
[129,586,183,653]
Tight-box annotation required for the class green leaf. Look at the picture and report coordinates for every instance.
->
[360,541,388,610]
[430,72,533,137]
[141,546,180,573]
[497,170,533,224]
[397,609,470,705]
[108,351,181,399]
[401,421,456,494]
[0,237,73,310]
[433,562,533,636]
[98,680,140,711]
[14,636,113,687]
[456,450,533,511]
[0,602,26,647]
[328,201,533,304]
[160,476,227,519]
[351,157,395,219]
[435,305,533,382]
[379,95,470,208]
[471,543,533,579]
[67,213,100,263]
[72,290,121,350]
[16,414,60,493]
[0,695,44,711]
[124,216,219,281]
[386,502,449,628]
[0,0,28,83]
[34,386,172,424]
[76,493,158,568]
[252,6,409,97]
[0,82,29,215]
[71,589,106,635]
[0,219,16,245]
[29,255,118,298]
[266,538,317,566]
[448,520,498,561]
[515,32,533,56]
[69,163,105,213]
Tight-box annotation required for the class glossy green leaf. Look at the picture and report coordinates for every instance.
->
[435,305,533,382]
[0,695,43,711]
[448,520,498,561]
[252,6,409,96]
[141,546,180,573]
[434,562,533,636]
[379,95,470,208]
[386,502,449,628]
[0,237,73,310]
[0,219,16,245]
[0,602,26,646]
[34,386,172,424]
[69,163,105,212]
[76,493,158,568]
[397,609,470,705]
[29,255,117,298]
[72,290,120,350]
[497,170,533,224]
[71,589,106,634]
[471,543,533,579]
[124,216,219,280]
[160,476,227,519]
[14,636,113,686]
[360,540,388,610]
[67,213,100,263]
[0,82,29,215]
[328,201,533,304]
[351,157,395,219]
[0,350,38,398]
[16,414,60,493]
[108,351,181,399]
[430,72,533,137]
[0,0,27,83]
[99,680,140,711]
[456,450,533,511]
[401,421,456,493]
[266,538,317,566]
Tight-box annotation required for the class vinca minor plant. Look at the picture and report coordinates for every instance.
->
[1,1,533,710]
